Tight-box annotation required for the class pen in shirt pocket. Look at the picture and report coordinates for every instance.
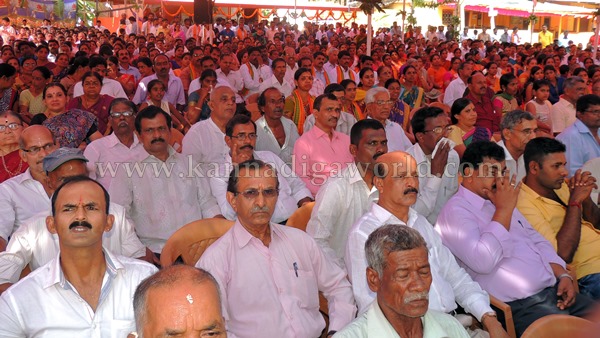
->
[293,262,299,277]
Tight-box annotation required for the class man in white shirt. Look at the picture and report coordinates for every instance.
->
[0,175,157,337]
[182,86,235,171]
[215,53,244,104]
[133,54,186,111]
[336,224,470,338]
[364,87,412,152]
[307,119,387,269]
[239,46,273,99]
[255,88,299,165]
[551,76,587,133]
[110,106,222,256]
[408,107,459,224]
[84,99,145,190]
[443,62,473,107]
[344,151,507,336]
[0,147,149,293]
[283,46,299,85]
[259,58,294,98]
[497,110,538,183]
[328,51,358,84]
[210,114,312,223]
[324,48,339,74]
[311,52,330,97]
[72,56,128,99]
[0,126,59,250]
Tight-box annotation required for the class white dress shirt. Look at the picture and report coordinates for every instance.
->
[258,75,294,98]
[0,203,146,284]
[497,140,526,183]
[406,140,459,224]
[73,78,127,99]
[383,119,413,151]
[255,116,299,166]
[182,117,230,171]
[304,111,357,136]
[345,203,492,318]
[84,133,145,190]
[307,163,378,269]
[284,64,299,86]
[0,170,49,240]
[215,69,244,103]
[109,147,221,252]
[551,97,577,133]
[443,77,467,107]
[0,250,157,337]
[239,62,273,99]
[209,151,312,223]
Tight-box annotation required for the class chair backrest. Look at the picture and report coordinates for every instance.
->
[160,218,235,267]
[286,202,315,232]
[521,314,593,338]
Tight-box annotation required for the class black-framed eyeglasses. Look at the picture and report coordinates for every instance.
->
[0,122,22,132]
[110,111,134,118]
[423,125,452,134]
[234,188,279,199]
[230,133,258,141]
[21,142,55,154]
[584,109,600,115]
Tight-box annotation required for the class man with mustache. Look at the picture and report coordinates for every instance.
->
[336,224,469,337]
[437,141,594,336]
[346,151,508,337]
[197,159,355,338]
[255,87,299,166]
[408,106,459,224]
[0,175,157,336]
[364,87,412,152]
[293,93,353,195]
[84,99,145,190]
[0,147,149,294]
[304,83,358,136]
[209,114,312,224]
[517,137,600,300]
[0,125,59,252]
[133,54,186,112]
[110,106,222,261]
[307,119,387,269]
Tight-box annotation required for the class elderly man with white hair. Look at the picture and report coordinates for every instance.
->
[364,87,412,151]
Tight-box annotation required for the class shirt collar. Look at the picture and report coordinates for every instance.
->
[43,249,123,290]
[574,119,597,136]
[457,185,489,211]
[104,133,140,149]
[15,168,35,184]
[233,220,280,248]
[497,140,515,162]
[371,203,418,229]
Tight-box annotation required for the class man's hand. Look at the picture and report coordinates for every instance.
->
[556,276,576,310]
[430,140,450,177]
[568,169,597,204]
[482,316,510,338]
[484,173,521,211]
[0,237,6,252]
[297,197,313,208]
[230,143,253,165]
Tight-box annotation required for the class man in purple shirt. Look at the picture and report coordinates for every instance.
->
[436,141,594,336]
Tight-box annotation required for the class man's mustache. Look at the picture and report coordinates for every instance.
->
[250,206,270,213]
[404,291,429,304]
[151,138,165,144]
[404,187,418,195]
[240,145,254,151]
[69,220,92,230]
[373,152,385,160]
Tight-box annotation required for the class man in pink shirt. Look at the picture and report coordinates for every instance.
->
[197,159,356,338]
[293,93,354,195]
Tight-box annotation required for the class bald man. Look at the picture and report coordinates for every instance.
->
[0,125,59,249]
[345,151,508,337]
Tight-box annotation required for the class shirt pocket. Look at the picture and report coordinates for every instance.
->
[292,268,319,310]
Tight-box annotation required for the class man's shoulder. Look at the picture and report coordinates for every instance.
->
[112,253,158,278]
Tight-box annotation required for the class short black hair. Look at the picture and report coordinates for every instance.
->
[576,94,600,114]
[350,119,384,146]
[324,83,344,94]
[225,114,256,137]
[523,137,566,174]
[313,93,338,111]
[411,106,445,134]
[135,105,172,133]
[460,141,505,175]
[51,176,110,215]
[226,159,278,194]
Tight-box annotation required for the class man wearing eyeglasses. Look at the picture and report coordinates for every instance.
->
[209,114,312,224]
[364,87,412,152]
[84,99,145,190]
[0,125,58,251]
[496,110,538,183]
[407,106,459,224]
[197,159,355,338]
[556,94,600,176]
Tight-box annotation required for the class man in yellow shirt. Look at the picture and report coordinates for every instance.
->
[517,137,600,299]
[538,25,554,48]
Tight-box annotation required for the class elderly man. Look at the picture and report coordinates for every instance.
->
[132,54,186,111]
[304,83,358,136]
[497,110,538,182]
[556,94,600,176]
[436,141,594,336]
[364,87,412,152]
[518,137,600,300]
[443,62,473,106]
[293,93,353,195]
[0,125,59,249]
[0,147,148,293]
[551,76,587,133]
[197,159,356,338]
[307,119,387,269]
[110,106,222,256]
[84,99,145,190]
[0,176,157,336]
[465,72,502,134]
[255,87,299,166]
[182,86,236,171]
[210,114,312,224]
[239,46,273,99]
[408,106,459,224]
[335,224,469,337]
[346,151,508,337]
[259,58,294,98]
[133,265,226,337]
[215,53,244,104]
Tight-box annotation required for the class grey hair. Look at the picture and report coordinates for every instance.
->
[109,98,137,114]
[499,110,535,131]
[365,224,427,277]
[563,76,585,90]
[365,87,390,104]
[133,265,221,337]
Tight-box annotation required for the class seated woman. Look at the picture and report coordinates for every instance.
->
[19,66,52,124]
[0,111,28,183]
[355,67,376,103]
[447,98,491,158]
[66,72,114,135]
[106,56,135,99]
[15,56,36,93]
[525,79,553,137]
[60,56,90,101]
[494,73,520,115]
[187,69,217,124]
[52,53,71,83]
[385,78,414,143]
[284,67,314,135]
[340,79,364,120]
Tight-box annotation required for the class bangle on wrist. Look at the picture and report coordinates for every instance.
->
[569,201,581,209]
[558,273,573,282]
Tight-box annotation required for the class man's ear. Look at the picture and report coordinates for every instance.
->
[501,128,511,142]
[366,267,381,293]
[46,215,57,234]
[226,191,237,213]
[349,144,358,158]
[104,214,115,233]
